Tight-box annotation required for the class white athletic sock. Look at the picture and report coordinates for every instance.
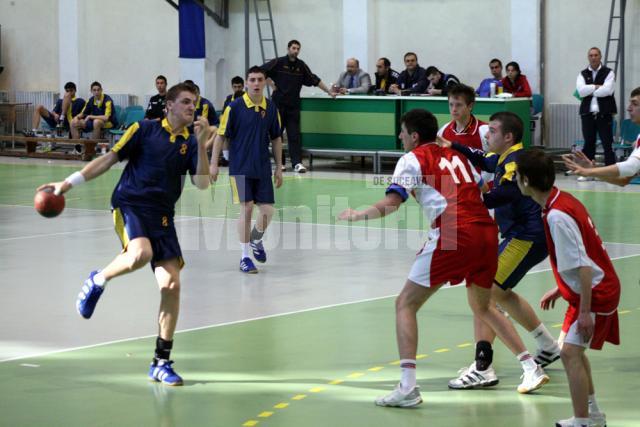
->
[588,394,600,414]
[241,242,250,258]
[400,359,417,393]
[517,351,537,371]
[222,150,229,160]
[93,272,107,288]
[531,323,557,350]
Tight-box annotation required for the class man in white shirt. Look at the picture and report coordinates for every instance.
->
[575,47,617,179]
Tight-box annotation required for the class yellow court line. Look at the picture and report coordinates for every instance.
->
[434,348,450,353]
[552,323,563,328]
[347,372,364,378]
[368,366,384,372]
[291,395,307,400]
[309,387,325,393]
[619,310,631,314]
[258,412,273,418]
[416,354,428,359]
[457,343,473,348]
[242,421,259,427]
[389,360,401,365]
[328,379,344,385]
[273,402,289,409]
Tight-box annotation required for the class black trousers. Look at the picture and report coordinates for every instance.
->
[580,112,616,165]
[278,105,302,166]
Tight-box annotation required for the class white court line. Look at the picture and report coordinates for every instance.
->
[0,215,201,242]
[2,251,639,364]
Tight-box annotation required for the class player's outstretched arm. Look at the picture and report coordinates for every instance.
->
[563,152,634,186]
[37,150,119,195]
[338,192,404,222]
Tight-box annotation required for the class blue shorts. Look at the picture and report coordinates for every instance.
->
[112,205,184,271]
[84,119,113,132]
[494,237,548,290]
[229,176,274,204]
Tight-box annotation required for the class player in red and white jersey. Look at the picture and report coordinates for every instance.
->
[437,84,493,187]
[516,149,619,427]
[437,85,488,151]
[339,109,546,408]
[564,86,640,186]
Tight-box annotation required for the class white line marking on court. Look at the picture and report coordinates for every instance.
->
[3,250,639,364]
[19,363,40,368]
[0,216,200,241]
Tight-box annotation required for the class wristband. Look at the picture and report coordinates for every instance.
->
[64,171,86,187]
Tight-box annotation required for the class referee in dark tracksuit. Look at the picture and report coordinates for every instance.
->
[261,39,334,173]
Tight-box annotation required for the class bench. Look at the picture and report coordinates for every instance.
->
[0,135,109,161]
[302,148,379,173]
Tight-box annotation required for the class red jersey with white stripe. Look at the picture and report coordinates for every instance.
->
[542,187,620,313]
[437,115,488,150]
[392,142,494,231]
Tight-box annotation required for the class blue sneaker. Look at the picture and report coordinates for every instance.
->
[240,257,258,274]
[76,270,104,319]
[149,360,183,386]
[250,239,267,263]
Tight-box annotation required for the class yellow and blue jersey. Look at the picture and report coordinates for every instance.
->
[195,96,219,126]
[52,97,85,124]
[217,93,282,179]
[110,118,199,214]
[452,142,546,243]
[80,94,118,127]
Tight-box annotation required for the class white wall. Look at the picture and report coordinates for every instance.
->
[76,0,180,101]
[545,0,640,105]
[0,0,59,91]
[1,0,639,110]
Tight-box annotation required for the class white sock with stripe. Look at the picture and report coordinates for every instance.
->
[400,359,417,393]
[241,243,250,258]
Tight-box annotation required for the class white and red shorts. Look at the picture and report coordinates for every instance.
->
[408,222,498,289]
[561,304,620,350]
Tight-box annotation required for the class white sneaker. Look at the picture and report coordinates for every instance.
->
[294,163,307,173]
[448,362,499,389]
[534,345,562,368]
[281,164,287,171]
[374,383,422,408]
[577,176,595,182]
[555,413,606,427]
[517,365,549,394]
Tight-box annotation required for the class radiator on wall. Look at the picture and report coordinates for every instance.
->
[109,94,139,108]
[547,103,582,149]
[14,91,59,132]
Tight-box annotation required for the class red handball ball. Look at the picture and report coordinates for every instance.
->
[34,188,65,218]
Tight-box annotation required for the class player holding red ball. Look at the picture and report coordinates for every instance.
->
[37,82,211,386]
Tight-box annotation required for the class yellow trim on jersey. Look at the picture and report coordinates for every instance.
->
[495,238,533,285]
[112,122,140,152]
[217,106,231,136]
[202,103,209,121]
[229,176,240,204]
[501,161,517,183]
[242,92,267,111]
[112,208,130,250]
[196,96,201,109]
[276,110,282,129]
[498,142,523,165]
[161,117,189,143]
[104,100,112,121]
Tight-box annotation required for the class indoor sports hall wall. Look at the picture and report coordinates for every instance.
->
[0,0,638,109]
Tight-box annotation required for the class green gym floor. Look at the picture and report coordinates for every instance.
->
[0,157,639,427]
